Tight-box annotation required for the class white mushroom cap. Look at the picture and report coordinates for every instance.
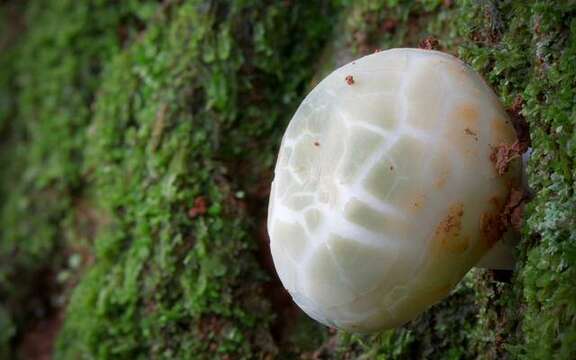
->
[267,48,520,332]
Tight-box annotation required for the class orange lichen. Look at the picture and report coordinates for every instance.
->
[432,203,469,254]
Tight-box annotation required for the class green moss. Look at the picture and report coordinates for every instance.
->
[0,0,160,355]
[57,1,339,358]
[454,1,576,358]
[303,0,576,358]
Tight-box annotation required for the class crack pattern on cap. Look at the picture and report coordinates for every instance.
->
[268,49,520,332]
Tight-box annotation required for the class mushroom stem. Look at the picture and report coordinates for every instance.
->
[521,147,532,196]
[475,232,517,270]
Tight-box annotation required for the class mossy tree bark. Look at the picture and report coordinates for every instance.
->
[0,1,575,359]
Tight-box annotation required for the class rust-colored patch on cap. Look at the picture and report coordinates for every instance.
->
[501,188,525,231]
[464,127,479,141]
[412,193,427,210]
[490,140,523,176]
[432,203,469,254]
[480,211,506,249]
[447,103,480,159]
[434,170,449,189]
[489,195,503,209]
[431,152,451,189]
[455,104,480,127]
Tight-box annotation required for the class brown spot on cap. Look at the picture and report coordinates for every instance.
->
[435,177,446,189]
[464,128,478,141]
[480,211,505,249]
[430,152,452,190]
[432,203,469,254]
[345,75,355,85]
[446,104,480,159]
[501,188,525,231]
[489,196,503,209]
[456,104,479,127]
[434,171,448,189]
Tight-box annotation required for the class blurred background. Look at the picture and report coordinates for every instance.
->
[1,0,575,359]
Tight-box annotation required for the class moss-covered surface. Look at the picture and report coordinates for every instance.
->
[0,1,161,357]
[1,0,575,359]
[57,1,337,358]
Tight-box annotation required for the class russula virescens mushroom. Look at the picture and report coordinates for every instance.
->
[267,48,521,332]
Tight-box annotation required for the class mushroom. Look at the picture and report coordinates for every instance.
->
[267,48,521,332]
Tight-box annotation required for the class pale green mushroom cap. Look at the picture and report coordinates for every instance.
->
[267,48,520,332]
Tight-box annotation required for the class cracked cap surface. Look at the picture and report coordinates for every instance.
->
[268,48,520,332]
